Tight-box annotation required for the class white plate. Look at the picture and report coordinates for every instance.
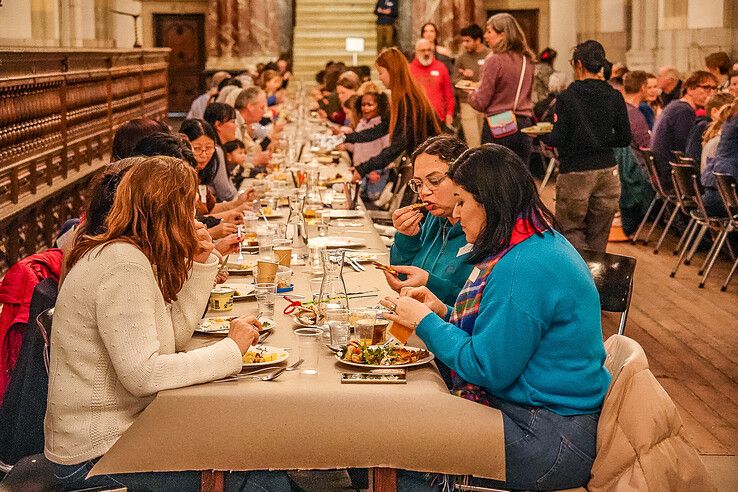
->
[224,284,255,301]
[328,210,365,219]
[308,236,366,249]
[330,220,365,227]
[196,316,275,335]
[344,251,387,263]
[242,344,289,367]
[227,260,258,275]
[335,346,435,369]
[291,314,320,328]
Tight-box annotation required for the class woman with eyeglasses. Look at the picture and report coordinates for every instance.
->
[203,103,240,202]
[386,136,473,305]
[179,119,254,218]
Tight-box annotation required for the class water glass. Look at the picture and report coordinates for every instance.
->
[295,328,323,375]
[254,282,277,319]
[309,245,325,273]
[325,307,350,346]
[257,225,275,260]
[352,308,377,345]
[318,210,331,237]
[310,277,325,304]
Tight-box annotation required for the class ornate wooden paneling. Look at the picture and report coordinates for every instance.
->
[0,48,169,275]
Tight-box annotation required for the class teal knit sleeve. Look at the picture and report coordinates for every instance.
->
[390,230,423,265]
[426,271,465,306]
[416,292,544,392]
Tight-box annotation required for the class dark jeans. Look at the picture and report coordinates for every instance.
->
[398,394,598,491]
[481,116,533,168]
[52,458,292,492]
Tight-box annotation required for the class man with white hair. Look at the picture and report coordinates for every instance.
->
[409,38,454,127]
[187,70,230,119]
[656,65,682,108]
[234,86,271,167]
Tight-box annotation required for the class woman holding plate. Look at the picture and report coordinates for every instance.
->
[46,157,291,491]
[381,144,610,491]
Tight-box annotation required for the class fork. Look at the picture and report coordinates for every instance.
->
[213,367,286,383]
[348,256,365,272]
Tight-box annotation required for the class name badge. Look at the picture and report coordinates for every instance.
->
[468,267,480,283]
[477,59,485,65]
[199,184,207,204]
[430,70,440,77]
[457,243,473,257]
[386,1,393,5]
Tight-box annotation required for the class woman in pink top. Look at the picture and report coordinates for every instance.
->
[469,13,535,166]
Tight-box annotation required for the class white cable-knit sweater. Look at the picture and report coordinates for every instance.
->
[44,242,243,465]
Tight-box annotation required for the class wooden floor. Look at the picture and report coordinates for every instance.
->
[603,235,738,458]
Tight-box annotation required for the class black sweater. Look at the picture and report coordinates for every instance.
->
[542,79,631,174]
[354,100,440,176]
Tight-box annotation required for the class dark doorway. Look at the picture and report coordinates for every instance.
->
[487,9,540,54]
[154,14,205,116]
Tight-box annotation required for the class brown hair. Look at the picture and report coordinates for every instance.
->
[705,51,731,75]
[67,156,200,303]
[258,69,282,91]
[683,70,719,91]
[375,48,441,143]
[703,100,737,144]
[623,70,649,95]
[486,13,535,59]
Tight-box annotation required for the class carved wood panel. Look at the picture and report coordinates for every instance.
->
[0,49,170,275]
[154,15,205,114]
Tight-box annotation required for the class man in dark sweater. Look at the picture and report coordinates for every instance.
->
[374,0,398,52]
[657,65,683,108]
[650,71,718,190]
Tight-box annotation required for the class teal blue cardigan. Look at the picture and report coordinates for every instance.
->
[417,231,611,416]
[390,214,473,305]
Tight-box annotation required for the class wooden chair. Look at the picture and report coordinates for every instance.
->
[579,249,637,335]
[713,173,738,291]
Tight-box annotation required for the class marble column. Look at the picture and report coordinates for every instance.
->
[30,0,59,46]
[626,0,657,71]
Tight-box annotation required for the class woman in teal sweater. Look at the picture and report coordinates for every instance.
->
[383,144,611,491]
[388,136,473,305]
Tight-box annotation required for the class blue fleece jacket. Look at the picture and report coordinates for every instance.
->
[390,214,473,305]
[416,231,610,416]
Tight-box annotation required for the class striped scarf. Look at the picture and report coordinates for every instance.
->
[449,218,539,334]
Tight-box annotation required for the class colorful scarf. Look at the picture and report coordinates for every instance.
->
[449,218,540,405]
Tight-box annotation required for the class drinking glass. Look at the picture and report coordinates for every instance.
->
[318,210,331,237]
[295,328,323,375]
[352,308,377,345]
[325,307,350,346]
[254,282,277,319]
[257,225,275,260]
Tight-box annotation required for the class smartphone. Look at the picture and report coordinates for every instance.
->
[371,261,399,276]
[340,372,406,384]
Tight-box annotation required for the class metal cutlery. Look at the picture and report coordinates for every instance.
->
[213,367,286,383]
[349,256,366,271]
[285,358,304,371]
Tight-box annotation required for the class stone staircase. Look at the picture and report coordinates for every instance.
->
[292,0,378,81]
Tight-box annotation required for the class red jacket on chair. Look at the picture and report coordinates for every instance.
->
[0,249,63,405]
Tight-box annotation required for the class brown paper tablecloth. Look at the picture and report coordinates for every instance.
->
[90,163,505,481]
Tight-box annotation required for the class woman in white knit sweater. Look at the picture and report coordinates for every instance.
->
[45,157,291,491]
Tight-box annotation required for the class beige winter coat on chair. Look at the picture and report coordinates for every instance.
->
[582,335,714,491]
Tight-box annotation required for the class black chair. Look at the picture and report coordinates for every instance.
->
[0,454,62,491]
[668,163,731,286]
[632,150,679,251]
[713,173,738,291]
[580,249,637,335]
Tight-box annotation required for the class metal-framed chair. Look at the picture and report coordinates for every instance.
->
[538,141,559,192]
[631,150,679,250]
[668,164,732,286]
[580,249,637,335]
[713,173,738,291]
[367,154,413,224]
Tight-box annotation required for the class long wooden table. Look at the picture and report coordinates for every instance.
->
[89,162,505,491]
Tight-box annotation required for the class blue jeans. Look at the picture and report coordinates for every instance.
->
[399,394,598,491]
[52,458,292,492]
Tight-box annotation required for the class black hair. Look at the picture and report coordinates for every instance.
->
[133,132,197,169]
[353,91,390,122]
[315,69,327,84]
[411,135,468,166]
[448,144,555,264]
[223,139,246,154]
[203,102,236,137]
[217,77,242,92]
[81,166,132,236]
[572,40,612,79]
[111,118,170,160]
[178,119,220,185]
[459,24,484,42]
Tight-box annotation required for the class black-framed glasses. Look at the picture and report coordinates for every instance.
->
[408,175,447,193]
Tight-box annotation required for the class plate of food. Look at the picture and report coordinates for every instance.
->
[521,122,553,135]
[308,236,366,249]
[330,219,365,227]
[290,305,321,327]
[454,80,480,90]
[227,260,258,275]
[259,207,284,219]
[336,341,434,368]
[196,316,275,336]
[242,345,289,367]
[219,284,255,301]
[343,251,387,263]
